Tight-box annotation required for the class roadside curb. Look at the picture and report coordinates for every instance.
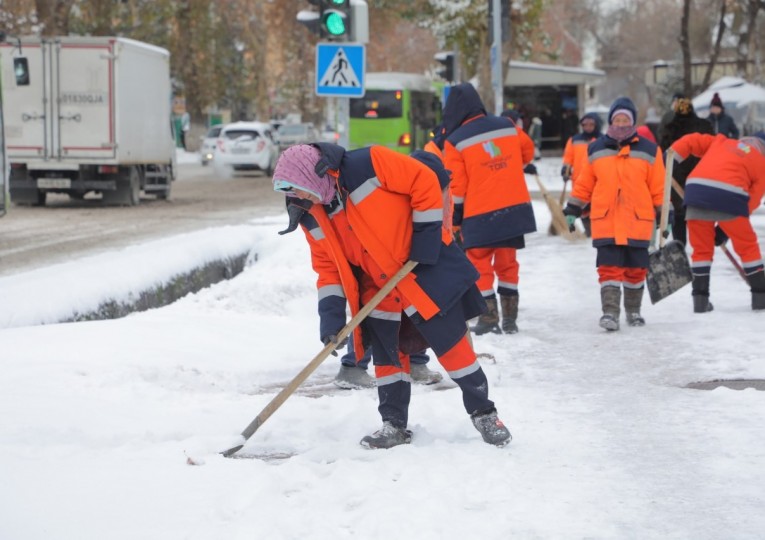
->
[64,251,252,323]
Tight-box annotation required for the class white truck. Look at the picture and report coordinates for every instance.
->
[0,36,176,206]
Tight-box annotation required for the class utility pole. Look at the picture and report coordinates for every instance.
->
[490,0,504,115]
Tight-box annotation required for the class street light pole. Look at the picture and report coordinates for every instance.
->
[490,0,503,115]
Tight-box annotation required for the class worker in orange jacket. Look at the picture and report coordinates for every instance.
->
[271,143,512,449]
[442,83,537,335]
[670,131,765,311]
[563,97,666,331]
[561,112,603,237]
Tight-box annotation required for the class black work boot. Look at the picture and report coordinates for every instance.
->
[360,422,412,449]
[470,408,512,447]
[747,271,765,311]
[599,286,621,331]
[692,274,714,313]
[499,294,519,334]
[471,296,501,335]
[623,287,645,327]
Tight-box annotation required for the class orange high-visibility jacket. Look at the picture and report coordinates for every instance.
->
[296,144,480,359]
[571,135,666,248]
[443,114,536,248]
[671,133,765,217]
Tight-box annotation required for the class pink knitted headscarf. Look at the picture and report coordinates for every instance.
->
[272,145,336,204]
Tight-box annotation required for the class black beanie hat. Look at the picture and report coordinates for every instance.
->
[710,93,724,108]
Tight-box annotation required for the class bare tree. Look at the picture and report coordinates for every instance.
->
[701,0,728,89]
[34,0,75,36]
[680,0,692,95]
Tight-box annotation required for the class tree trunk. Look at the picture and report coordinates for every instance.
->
[702,0,728,90]
[735,0,762,78]
[680,0,692,96]
[35,0,75,36]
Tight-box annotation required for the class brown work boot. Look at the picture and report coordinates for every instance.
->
[499,294,519,334]
[623,287,645,326]
[599,286,621,331]
[471,296,501,335]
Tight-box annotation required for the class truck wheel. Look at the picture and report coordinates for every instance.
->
[103,167,140,206]
[11,188,47,206]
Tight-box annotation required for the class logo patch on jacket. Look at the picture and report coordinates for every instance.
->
[482,141,501,158]
[738,141,752,154]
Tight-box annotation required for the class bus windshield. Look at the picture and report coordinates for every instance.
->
[350,90,403,119]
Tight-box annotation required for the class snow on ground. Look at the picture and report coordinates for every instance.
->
[1,162,764,539]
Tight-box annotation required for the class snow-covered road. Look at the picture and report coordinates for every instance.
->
[1,161,764,539]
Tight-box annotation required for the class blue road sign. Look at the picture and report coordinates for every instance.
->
[316,43,365,98]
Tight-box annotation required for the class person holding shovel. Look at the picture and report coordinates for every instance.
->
[669,131,765,312]
[563,97,666,331]
[561,112,603,237]
[441,83,537,335]
[271,143,511,449]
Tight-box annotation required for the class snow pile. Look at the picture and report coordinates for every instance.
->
[1,173,764,539]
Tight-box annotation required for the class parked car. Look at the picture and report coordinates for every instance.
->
[214,121,279,176]
[320,125,341,144]
[199,124,224,165]
[276,122,320,151]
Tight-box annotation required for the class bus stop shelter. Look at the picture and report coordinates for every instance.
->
[503,61,605,150]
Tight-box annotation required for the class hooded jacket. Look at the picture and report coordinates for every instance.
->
[441,83,537,249]
[569,97,666,248]
[671,133,765,217]
[293,143,482,359]
[562,112,603,185]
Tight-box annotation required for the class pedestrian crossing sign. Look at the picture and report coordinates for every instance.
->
[315,43,366,98]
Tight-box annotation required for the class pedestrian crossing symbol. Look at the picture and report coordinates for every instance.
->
[315,43,366,98]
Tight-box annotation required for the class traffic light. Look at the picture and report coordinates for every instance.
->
[320,0,351,41]
[435,51,456,83]
[297,0,367,42]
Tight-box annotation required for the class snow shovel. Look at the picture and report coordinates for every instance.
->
[646,149,693,304]
[533,174,583,241]
[220,260,418,458]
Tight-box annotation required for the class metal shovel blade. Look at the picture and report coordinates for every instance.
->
[646,240,693,304]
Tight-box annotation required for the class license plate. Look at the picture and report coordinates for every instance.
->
[231,147,251,155]
[37,178,71,189]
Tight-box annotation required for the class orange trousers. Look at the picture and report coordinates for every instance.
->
[597,265,647,288]
[467,247,519,297]
[687,218,763,275]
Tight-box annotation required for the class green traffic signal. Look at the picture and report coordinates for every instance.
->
[323,11,347,36]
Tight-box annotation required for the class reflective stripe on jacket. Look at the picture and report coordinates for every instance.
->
[443,114,537,248]
[671,133,765,217]
[572,135,665,247]
[299,146,480,359]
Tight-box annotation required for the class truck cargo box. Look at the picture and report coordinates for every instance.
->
[0,36,176,206]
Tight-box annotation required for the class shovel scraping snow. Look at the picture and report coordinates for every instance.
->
[646,149,692,304]
[646,240,693,304]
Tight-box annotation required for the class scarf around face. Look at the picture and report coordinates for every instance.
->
[606,124,637,143]
[272,144,337,204]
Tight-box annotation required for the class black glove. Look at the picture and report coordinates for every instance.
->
[322,334,348,357]
[523,163,538,175]
[714,225,729,246]
[453,227,464,250]
[560,165,571,182]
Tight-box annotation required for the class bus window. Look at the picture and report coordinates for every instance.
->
[350,90,403,119]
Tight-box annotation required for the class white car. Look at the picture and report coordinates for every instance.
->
[214,121,279,176]
[199,124,223,165]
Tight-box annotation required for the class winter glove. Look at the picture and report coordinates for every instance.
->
[322,334,349,357]
[560,165,571,182]
[453,226,464,250]
[523,163,538,175]
[565,214,577,232]
[714,225,729,246]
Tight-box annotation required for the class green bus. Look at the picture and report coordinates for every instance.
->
[349,72,441,153]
